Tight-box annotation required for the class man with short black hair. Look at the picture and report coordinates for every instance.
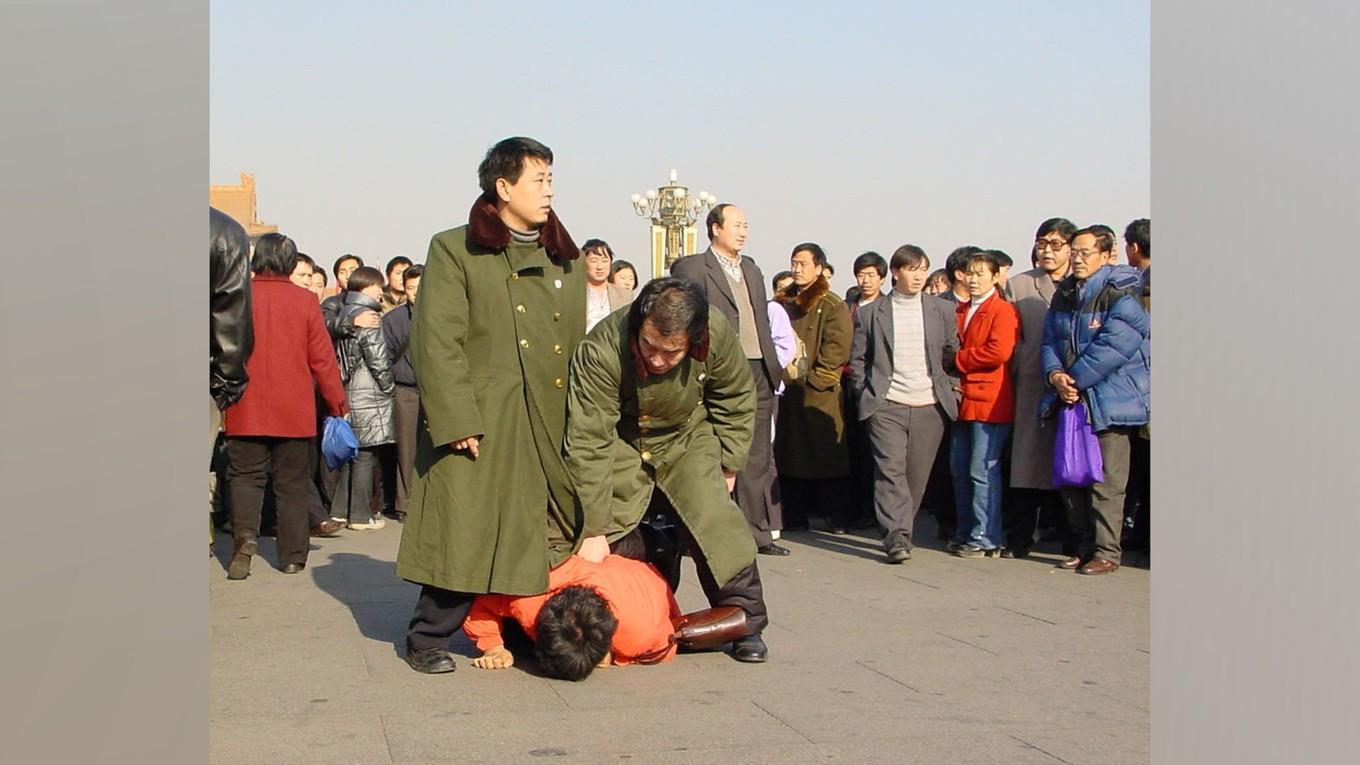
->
[848,245,960,562]
[1042,225,1150,575]
[322,254,381,338]
[938,246,981,306]
[381,256,413,314]
[397,136,587,674]
[565,277,772,663]
[845,251,890,528]
[1005,217,1078,558]
[381,264,423,523]
[671,204,788,556]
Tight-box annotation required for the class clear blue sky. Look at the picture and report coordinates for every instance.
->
[211,1,1148,293]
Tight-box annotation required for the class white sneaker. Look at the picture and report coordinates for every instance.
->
[348,516,386,530]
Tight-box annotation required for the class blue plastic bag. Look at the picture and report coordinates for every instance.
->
[1052,402,1104,488]
[321,416,359,470]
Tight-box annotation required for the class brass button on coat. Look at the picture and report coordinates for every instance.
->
[520,339,529,349]
[640,450,652,461]
[511,273,519,280]
[553,378,564,389]
[516,305,526,313]
[553,312,561,321]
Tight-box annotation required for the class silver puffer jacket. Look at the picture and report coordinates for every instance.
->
[336,292,396,446]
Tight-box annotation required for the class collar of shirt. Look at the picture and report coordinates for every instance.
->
[970,288,996,306]
[713,249,744,282]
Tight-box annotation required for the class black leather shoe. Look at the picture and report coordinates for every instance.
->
[281,563,305,574]
[886,545,912,564]
[731,634,768,663]
[1001,547,1030,559]
[405,647,456,674]
[226,538,256,580]
[757,543,791,557]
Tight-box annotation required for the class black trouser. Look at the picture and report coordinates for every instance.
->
[1005,488,1072,555]
[922,420,957,539]
[844,387,877,527]
[331,447,381,523]
[612,492,769,636]
[406,585,476,652]
[225,436,312,566]
[733,361,775,547]
[779,475,853,530]
[1123,433,1150,550]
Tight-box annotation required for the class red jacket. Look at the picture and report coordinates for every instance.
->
[954,292,1019,423]
[223,275,347,437]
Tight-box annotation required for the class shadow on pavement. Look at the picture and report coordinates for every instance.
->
[308,551,424,657]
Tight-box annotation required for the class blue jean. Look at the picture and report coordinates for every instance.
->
[950,421,1011,549]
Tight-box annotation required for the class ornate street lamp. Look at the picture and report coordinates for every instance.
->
[630,169,716,279]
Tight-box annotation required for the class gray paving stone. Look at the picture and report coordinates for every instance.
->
[211,518,1149,764]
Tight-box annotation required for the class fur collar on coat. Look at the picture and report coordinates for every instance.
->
[775,274,832,316]
[466,194,579,263]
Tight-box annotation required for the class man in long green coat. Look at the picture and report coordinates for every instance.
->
[565,277,772,663]
[397,137,586,674]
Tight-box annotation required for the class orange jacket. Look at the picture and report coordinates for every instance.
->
[463,555,681,665]
[954,293,1020,423]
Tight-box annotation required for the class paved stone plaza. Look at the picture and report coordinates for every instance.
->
[210,520,1148,764]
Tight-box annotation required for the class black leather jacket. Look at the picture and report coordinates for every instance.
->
[210,207,254,409]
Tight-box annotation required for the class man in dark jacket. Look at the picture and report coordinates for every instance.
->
[1042,225,1150,576]
[848,245,960,563]
[381,264,423,522]
[671,204,788,556]
[210,207,254,546]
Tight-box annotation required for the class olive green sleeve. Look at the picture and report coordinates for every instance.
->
[703,313,756,473]
[563,338,623,538]
[410,233,483,446]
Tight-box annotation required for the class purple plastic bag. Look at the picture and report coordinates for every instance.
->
[1052,402,1104,487]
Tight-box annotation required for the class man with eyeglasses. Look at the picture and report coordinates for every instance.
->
[1003,218,1078,559]
[1041,225,1150,576]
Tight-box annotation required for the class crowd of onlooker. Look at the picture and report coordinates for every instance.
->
[208,206,1149,579]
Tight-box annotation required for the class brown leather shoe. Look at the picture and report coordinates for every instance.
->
[1078,557,1120,575]
[1057,556,1084,570]
[311,519,345,538]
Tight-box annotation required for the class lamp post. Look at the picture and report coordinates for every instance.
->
[630,169,715,279]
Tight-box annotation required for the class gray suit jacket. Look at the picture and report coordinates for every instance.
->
[847,292,960,421]
[670,248,781,388]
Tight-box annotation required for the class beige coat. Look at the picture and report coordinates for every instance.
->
[1008,267,1061,489]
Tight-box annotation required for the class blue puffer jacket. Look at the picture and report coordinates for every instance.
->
[1040,264,1150,431]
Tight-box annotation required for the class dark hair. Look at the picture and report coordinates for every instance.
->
[581,238,614,260]
[251,233,299,276]
[845,286,862,303]
[315,270,328,286]
[1073,225,1116,253]
[294,252,315,270]
[771,270,793,293]
[332,254,362,279]
[477,136,553,197]
[385,255,413,277]
[1125,218,1150,257]
[889,244,929,271]
[852,252,888,279]
[989,250,1013,268]
[402,264,424,284]
[534,586,617,681]
[927,268,948,285]
[345,266,385,293]
[705,203,734,241]
[965,251,1002,276]
[1030,244,1040,268]
[1035,217,1077,242]
[791,242,828,268]
[631,276,709,340]
[945,246,982,283]
[609,260,637,283]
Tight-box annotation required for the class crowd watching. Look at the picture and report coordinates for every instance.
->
[209,135,1150,679]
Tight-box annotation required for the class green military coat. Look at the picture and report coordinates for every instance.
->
[396,219,585,596]
[564,308,758,588]
[774,276,852,479]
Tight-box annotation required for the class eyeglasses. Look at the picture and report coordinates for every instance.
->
[1071,249,1107,261]
[1035,239,1068,252]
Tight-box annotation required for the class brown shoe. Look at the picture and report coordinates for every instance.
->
[1078,557,1120,575]
[311,519,345,538]
[1056,556,1084,570]
[227,538,256,580]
